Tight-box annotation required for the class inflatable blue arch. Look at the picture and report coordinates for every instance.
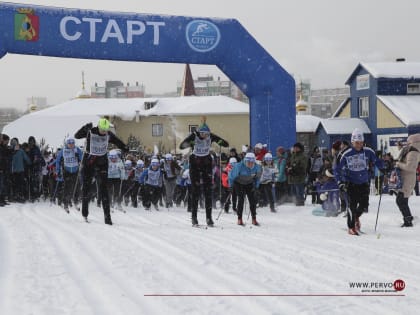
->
[0,2,296,149]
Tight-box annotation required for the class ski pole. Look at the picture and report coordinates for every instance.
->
[216,190,231,220]
[246,194,251,221]
[122,182,137,197]
[374,191,382,232]
[50,177,60,206]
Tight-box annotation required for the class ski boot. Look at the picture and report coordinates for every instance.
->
[348,228,359,235]
[355,218,361,232]
[206,217,214,227]
[192,214,199,226]
[104,216,113,225]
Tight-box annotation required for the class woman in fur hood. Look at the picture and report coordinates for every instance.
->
[395,133,420,227]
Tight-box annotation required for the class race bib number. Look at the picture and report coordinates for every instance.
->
[193,136,211,156]
[63,148,78,168]
[346,153,367,172]
[90,133,109,156]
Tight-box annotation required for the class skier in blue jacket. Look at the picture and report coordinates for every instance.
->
[55,137,83,211]
[229,152,262,226]
[335,128,383,235]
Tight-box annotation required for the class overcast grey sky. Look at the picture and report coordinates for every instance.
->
[1,0,420,110]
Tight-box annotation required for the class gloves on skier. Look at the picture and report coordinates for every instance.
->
[320,192,328,201]
[339,182,348,192]
[217,139,225,146]
[85,122,93,130]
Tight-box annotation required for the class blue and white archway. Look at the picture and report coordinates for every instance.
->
[0,2,295,149]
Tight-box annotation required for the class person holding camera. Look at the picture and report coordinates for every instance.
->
[287,142,308,206]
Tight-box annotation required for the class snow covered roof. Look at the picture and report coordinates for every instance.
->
[319,118,371,135]
[2,113,100,150]
[377,95,420,126]
[2,95,249,148]
[345,62,420,84]
[24,95,249,120]
[361,62,420,78]
[296,115,321,133]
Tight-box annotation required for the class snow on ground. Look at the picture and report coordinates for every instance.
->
[0,194,419,315]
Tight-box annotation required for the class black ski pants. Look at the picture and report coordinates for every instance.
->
[81,156,110,219]
[234,182,257,220]
[63,171,78,207]
[189,154,213,219]
[142,184,162,209]
[346,182,370,229]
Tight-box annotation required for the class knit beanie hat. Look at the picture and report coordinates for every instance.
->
[244,152,256,162]
[351,128,364,142]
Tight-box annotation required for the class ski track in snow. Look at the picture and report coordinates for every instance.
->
[0,195,419,315]
[30,207,165,315]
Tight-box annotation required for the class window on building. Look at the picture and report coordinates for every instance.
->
[152,124,163,137]
[407,83,420,94]
[189,125,198,133]
[358,97,369,117]
[144,100,158,110]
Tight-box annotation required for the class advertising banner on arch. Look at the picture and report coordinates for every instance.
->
[0,2,296,150]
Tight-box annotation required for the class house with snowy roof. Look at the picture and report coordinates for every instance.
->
[316,118,371,149]
[332,60,420,157]
[3,94,324,154]
[2,96,251,154]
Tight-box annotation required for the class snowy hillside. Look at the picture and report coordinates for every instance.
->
[0,195,419,315]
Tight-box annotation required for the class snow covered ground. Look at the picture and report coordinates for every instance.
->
[0,194,419,315]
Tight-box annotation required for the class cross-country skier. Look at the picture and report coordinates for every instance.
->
[74,117,128,225]
[335,128,383,235]
[55,137,83,211]
[179,118,229,226]
[139,158,163,210]
[259,152,278,212]
[228,152,262,226]
[162,153,181,208]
